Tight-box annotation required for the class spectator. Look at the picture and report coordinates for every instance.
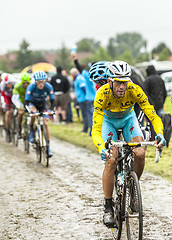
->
[144,65,167,139]
[50,66,70,124]
[62,69,74,123]
[70,68,89,133]
[71,53,96,135]
[144,65,167,117]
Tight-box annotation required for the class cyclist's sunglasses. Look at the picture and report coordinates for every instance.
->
[95,79,107,86]
[22,82,30,85]
[36,80,45,84]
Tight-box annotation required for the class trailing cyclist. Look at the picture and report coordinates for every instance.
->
[0,73,17,142]
[90,60,166,228]
[24,71,55,157]
[89,61,110,88]
[12,72,31,138]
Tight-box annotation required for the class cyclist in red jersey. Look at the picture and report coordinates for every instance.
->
[1,73,17,142]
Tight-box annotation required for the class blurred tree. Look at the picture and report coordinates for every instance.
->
[54,43,72,71]
[32,51,46,64]
[107,37,116,59]
[136,52,149,63]
[0,58,11,72]
[152,42,171,61]
[158,48,171,61]
[118,50,134,65]
[152,42,171,55]
[83,46,112,66]
[15,39,33,70]
[113,32,147,59]
[76,38,100,52]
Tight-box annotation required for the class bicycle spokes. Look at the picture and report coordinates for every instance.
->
[125,172,143,240]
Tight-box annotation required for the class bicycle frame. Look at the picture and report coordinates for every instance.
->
[10,108,18,146]
[22,112,30,153]
[29,111,53,167]
[35,113,46,147]
[107,131,161,240]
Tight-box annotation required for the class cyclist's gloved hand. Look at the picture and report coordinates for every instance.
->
[30,111,36,115]
[101,148,107,161]
[155,133,166,147]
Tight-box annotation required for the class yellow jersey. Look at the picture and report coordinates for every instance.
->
[92,82,164,153]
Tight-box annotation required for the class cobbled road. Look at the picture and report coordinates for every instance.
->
[0,136,172,240]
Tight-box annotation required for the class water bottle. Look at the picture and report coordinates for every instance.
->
[117,171,124,186]
[116,171,124,195]
[71,45,77,54]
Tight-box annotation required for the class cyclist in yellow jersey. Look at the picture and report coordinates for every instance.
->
[90,60,166,228]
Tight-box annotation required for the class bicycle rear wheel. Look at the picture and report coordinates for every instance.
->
[125,171,143,240]
[40,125,49,167]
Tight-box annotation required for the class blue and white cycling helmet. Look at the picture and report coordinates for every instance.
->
[106,60,132,82]
[89,61,110,85]
[33,71,47,81]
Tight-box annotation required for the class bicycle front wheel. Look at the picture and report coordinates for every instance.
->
[11,114,18,146]
[23,120,30,154]
[112,198,123,240]
[40,125,49,167]
[125,171,143,240]
[112,175,123,240]
[35,126,41,162]
[24,133,30,154]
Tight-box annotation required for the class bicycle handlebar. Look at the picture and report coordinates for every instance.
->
[28,111,55,117]
[106,139,161,163]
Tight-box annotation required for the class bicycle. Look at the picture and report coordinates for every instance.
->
[22,111,30,154]
[105,131,161,240]
[0,108,5,137]
[29,111,54,167]
[10,107,18,146]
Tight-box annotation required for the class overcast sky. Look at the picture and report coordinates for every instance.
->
[0,0,172,54]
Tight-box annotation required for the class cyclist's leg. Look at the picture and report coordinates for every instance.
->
[43,117,50,140]
[5,108,13,142]
[130,136,145,179]
[43,114,53,157]
[28,104,36,143]
[123,111,145,179]
[5,108,12,129]
[17,109,24,138]
[102,116,118,198]
[101,116,118,227]
[0,104,4,125]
